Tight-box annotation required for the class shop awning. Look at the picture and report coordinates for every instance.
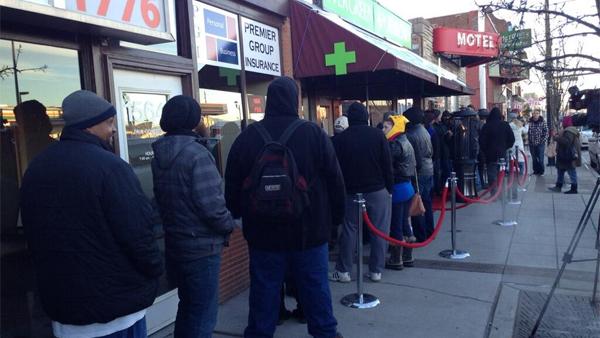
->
[290,1,474,97]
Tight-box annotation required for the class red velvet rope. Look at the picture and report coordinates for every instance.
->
[363,184,448,248]
[503,159,516,191]
[454,169,506,203]
[433,167,504,211]
[517,149,528,186]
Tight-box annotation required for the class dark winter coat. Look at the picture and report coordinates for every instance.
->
[333,103,394,194]
[406,125,434,177]
[152,134,235,261]
[225,77,346,252]
[20,127,163,325]
[479,109,515,163]
[555,126,582,170]
[389,133,416,183]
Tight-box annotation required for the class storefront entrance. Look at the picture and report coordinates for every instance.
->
[112,69,183,334]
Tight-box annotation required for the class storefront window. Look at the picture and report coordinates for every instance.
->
[1,39,81,338]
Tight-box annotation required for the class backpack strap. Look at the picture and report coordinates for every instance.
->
[252,121,273,144]
[279,119,308,146]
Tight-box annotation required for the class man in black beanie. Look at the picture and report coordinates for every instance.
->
[225,77,346,338]
[404,107,435,243]
[152,95,235,338]
[331,102,393,283]
[20,90,163,338]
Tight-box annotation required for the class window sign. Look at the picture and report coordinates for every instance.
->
[194,2,241,70]
[65,0,168,31]
[121,91,168,167]
[241,17,281,76]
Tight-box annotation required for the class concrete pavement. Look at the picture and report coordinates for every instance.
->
[152,153,600,338]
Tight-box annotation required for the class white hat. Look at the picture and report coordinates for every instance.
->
[334,116,349,133]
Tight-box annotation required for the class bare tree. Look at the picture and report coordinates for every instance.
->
[0,44,48,80]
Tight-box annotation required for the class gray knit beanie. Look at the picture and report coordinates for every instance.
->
[62,90,116,129]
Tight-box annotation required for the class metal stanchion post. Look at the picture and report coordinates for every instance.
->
[341,193,379,309]
[507,149,521,205]
[494,158,517,227]
[517,146,527,192]
[439,173,469,259]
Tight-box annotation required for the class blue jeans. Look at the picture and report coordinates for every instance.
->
[101,318,147,338]
[390,198,412,240]
[166,254,222,338]
[411,175,434,243]
[531,143,546,174]
[557,168,578,185]
[246,244,337,338]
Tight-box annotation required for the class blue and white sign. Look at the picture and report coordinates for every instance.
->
[194,2,240,70]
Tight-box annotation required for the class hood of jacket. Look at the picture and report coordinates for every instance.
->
[152,135,206,169]
[564,126,579,137]
[265,76,299,117]
[386,115,409,140]
[348,102,369,126]
[488,107,503,122]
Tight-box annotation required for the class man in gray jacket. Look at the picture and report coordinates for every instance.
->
[152,95,235,338]
[404,107,435,243]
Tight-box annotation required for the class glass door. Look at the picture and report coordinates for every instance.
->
[112,68,182,335]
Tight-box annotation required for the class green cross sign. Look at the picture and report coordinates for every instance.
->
[219,67,240,86]
[325,42,356,76]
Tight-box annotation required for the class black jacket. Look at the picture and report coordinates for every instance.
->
[333,103,394,194]
[225,77,346,252]
[20,127,163,325]
[479,109,515,163]
[152,134,235,261]
[389,133,416,183]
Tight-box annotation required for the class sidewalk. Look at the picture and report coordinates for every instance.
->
[152,155,600,338]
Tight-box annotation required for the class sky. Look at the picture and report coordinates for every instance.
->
[379,0,600,95]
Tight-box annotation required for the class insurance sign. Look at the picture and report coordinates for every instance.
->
[241,17,281,76]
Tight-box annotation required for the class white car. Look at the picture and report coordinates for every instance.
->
[579,126,593,149]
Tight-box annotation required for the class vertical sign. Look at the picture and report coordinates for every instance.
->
[194,2,241,70]
[240,17,281,76]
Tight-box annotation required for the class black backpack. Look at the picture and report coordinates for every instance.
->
[241,119,310,223]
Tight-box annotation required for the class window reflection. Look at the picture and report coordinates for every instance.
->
[1,40,81,338]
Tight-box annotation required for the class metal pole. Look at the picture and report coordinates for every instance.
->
[439,174,469,259]
[530,178,600,337]
[341,194,380,308]
[494,159,517,226]
[507,150,521,205]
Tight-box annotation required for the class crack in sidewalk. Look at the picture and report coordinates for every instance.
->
[381,281,494,304]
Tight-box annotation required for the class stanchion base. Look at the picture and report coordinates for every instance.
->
[518,188,527,192]
[341,293,380,308]
[507,200,522,205]
[439,250,470,259]
[494,220,517,227]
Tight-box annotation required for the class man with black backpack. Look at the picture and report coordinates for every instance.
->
[225,76,346,338]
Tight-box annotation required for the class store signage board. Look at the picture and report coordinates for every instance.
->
[322,0,412,49]
[240,17,281,76]
[433,27,501,58]
[7,0,173,43]
[194,2,241,70]
[500,29,532,51]
[323,0,375,32]
[373,3,411,49]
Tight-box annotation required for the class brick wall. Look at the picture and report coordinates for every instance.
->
[218,227,250,303]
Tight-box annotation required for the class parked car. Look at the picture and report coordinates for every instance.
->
[589,133,599,169]
[579,126,593,149]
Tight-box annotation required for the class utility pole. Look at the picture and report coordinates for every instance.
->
[545,0,555,166]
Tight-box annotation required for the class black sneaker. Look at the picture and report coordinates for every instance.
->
[292,308,307,324]
[277,310,292,326]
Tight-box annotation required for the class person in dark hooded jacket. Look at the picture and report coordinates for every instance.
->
[479,107,515,193]
[225,77,346,338]
[152,95,235,338]
[330,102,393,283]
